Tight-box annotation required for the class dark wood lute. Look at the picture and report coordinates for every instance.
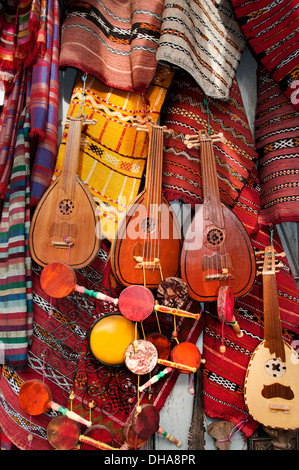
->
[180,130,256,301]
[29,115,101,269]
[111,120,182,289]
[244,246,299,429]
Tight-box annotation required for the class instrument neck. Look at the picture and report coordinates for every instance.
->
[201,136,224,227]
[263,271,285,361]
[144,124,163,207]
[61,117,83,195]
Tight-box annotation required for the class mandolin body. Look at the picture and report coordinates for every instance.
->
[29,173,101,269]
[244,340,299,429]
[180,202,256,301]
[111,191,182,289]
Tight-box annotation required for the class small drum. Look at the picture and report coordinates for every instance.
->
[170,342,202,374]
[80,425,116,451]
[146,332,171,360]
[124,339,158,375]
[47,416,80,450]
[89,313,138,366]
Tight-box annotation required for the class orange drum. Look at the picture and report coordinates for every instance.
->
[89,314,138,366]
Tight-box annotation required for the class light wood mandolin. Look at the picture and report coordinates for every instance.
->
[180,130,256,301]
[244,246,299,429]
[111,120,182,289]
[29,115,101,269]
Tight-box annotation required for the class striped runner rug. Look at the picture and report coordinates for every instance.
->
[255,66,299,225]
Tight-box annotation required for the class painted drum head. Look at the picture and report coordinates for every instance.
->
[170,342,201,374]
[89,314,138,366]
[118,285,155,321]
[18,379,52,416]
[47,416,80,450]
[157,277,189,309]
[217,285,234,323]
[40,262,77,299]
[124,339,158,375]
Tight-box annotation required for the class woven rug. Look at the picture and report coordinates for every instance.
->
[230,0,299,110]
[255,66,299,225]
[156,0,246,100]
[160,69,257,208]
[59,0,164,94]
[202,169,299,439]
[0,239,204,450]
[0,109,33,371]
[53,65,174,241]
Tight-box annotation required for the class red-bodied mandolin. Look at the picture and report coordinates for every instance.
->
[180,130,256,301]
[29,115,101,269]
[111,120,182,289]
[244,246,299,429]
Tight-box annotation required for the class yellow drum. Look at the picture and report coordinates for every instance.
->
[89,314,138,366]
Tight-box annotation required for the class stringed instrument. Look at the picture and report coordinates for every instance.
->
[244,246,299,429]
[180,130,256,301]
[29,115,101,269]
[111,120,182,289]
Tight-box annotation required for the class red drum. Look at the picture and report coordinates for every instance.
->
[80,425,116,451]
[170,342,202,374]
[89,313,138,366]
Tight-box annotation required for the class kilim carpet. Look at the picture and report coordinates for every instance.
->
[160,69,257,209]
[53,65,174,241]
[255,66,299,225]
[59,0,164,94]
[230,0,299,110]
[0,238,204,450]
[157,0,246,100]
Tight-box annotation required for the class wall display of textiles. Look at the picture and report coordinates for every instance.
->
[0,0,299,452]
[156,0,246,101]
[54,65,174,241]
[255,66,299,226]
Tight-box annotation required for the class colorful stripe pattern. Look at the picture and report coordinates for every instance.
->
[59,0,164,93]
[230,0,299,110]
[255,66,299,225]
[0,110,33,371]
[157,0,246,100]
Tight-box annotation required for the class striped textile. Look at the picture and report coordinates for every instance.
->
[0,109,33,371]
[54,65,174,241]
[59,0,164,94]
[160,69,257,209]
[0,70,27,199]
[29,0,60,206]
[0,0,45,90]
[202,168,299,438]
[156,0,246,100]
[230,0,299,110]
[255,66,299,225]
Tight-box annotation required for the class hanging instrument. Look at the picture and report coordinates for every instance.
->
[111,119,182,289]
[180,130,256,301]
[244,246,299,429]
[40,262,200,321]
[29,115,101,269]
[18,379,92,427]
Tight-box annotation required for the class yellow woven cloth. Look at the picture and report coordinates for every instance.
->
[54,65,174,240]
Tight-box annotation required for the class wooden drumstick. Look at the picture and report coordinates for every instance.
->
[138,367,172,392]
[154,304,200,320]
[157,426,181,447]
[50,402,92,427]
[157,358,197,373]
[79,434,119,450]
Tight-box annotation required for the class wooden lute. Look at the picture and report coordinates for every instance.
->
[111,120,182,289]
[29,115,101,269]
[180,130,256,301]
[244,246,299,429]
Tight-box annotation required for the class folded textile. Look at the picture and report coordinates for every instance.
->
[54,65,174,240]
[157,0,246,100]
[230,0,299,110]
[59,0,164,94]
[255,66,299,225]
